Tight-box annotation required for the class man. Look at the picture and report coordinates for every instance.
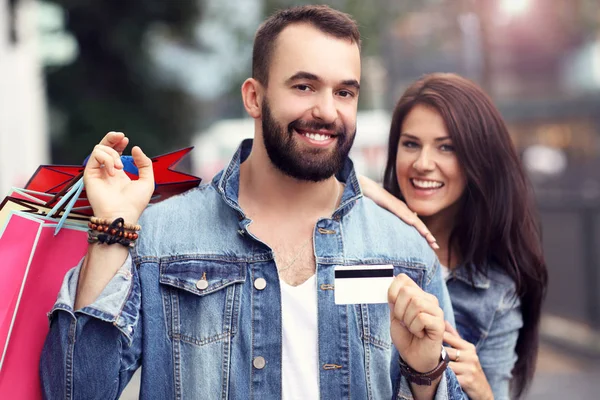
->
[41,5,463,400]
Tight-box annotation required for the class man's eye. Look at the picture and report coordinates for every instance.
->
[294,84,312,92]
[338,90,354,98]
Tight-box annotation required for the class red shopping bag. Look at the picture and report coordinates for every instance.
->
[0,212,88,399]
[23,147,201,215]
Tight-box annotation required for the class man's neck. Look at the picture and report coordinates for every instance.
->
[238,146,341,220]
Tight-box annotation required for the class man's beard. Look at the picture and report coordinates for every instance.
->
[261,98,355,182]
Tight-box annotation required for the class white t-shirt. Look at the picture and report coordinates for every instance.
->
[280,275,320,400]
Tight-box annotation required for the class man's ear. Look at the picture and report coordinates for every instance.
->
[241,78,263,119]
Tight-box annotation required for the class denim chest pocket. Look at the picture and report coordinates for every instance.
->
[356,266,425,349]
[159,259,246,347]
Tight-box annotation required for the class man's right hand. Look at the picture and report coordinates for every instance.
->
[84,132,155,224]
[75,132,154,310]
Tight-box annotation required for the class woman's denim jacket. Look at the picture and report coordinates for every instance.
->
[40,140,463,400]
[447,264,522,400]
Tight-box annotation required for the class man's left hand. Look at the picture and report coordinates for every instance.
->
[388,274,445,373]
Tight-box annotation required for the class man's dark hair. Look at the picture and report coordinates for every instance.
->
[252,5,361,86]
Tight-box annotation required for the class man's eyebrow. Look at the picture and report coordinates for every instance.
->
[341,80,360,91]
[285,72,360,91]
[286,71,321,84]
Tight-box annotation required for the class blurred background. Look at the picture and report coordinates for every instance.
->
[2,0,599,398]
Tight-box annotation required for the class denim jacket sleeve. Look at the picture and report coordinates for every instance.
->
[478,288,522,400]
[395,258,465,400]
[39,253,142,400]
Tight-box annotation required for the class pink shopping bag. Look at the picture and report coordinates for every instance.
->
[0,211,88,399]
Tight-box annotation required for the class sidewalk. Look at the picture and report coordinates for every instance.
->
[528,341,600,399]
[528,315,600,399]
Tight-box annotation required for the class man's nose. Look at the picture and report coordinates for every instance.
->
[311,92,338,124]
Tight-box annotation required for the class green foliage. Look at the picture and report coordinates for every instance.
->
[46,0,203,163]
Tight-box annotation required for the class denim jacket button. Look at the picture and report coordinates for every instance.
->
[253,356,266,369]
[254,278,267,290]
[196,279,209,290]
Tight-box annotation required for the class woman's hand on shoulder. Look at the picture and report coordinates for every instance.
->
[358,175,438,250]
[443,322,494,400]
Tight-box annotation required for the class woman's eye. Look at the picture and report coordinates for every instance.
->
[401,141,419,149]
[440,144,455,152]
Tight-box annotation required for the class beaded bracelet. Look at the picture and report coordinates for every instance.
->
[90,216,141,232]
[87,217,140,248]
[88,230,136,248]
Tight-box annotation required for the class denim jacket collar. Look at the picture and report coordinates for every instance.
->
[212,138,363,219]
[450,262,491,289]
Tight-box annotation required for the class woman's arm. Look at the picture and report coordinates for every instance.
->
[358,175,438,249]
[444,289,523,400]
[443,322,494,400]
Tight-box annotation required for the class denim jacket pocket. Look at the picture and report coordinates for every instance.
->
[159,258,246,347]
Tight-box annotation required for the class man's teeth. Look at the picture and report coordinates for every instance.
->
[304,132,331,141]
[412,179,443,189]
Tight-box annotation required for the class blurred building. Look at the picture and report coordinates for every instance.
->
[0,0,48,195]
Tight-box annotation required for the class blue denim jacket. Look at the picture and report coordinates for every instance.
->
[447,263,522,400]
[40,139,464,400]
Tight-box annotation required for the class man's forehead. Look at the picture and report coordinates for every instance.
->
[271,23,361,82]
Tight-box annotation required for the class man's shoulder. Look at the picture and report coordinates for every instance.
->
[343,196,437,269]
[356,196,419,230]
[141,182,219,222]
[134,182,237,256]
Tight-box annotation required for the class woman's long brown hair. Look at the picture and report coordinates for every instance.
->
[383,73,548,398]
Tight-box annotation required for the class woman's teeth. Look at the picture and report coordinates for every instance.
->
[411,179,443,189]
[303,132,332,141]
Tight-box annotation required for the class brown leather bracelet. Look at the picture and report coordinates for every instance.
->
[399,347,449,386]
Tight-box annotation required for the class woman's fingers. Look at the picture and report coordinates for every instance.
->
[448,361,469,375]
[443,331,473,349]
[445,346,466,363]
[408,215,439,249]
[445,320,460,336]
[358,174,439,249]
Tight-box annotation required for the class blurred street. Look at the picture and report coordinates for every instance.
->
[529,342,600,399]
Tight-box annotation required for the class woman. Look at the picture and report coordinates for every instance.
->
[361,73,548,399]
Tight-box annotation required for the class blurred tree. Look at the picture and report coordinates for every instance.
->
[46,0,204,164]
